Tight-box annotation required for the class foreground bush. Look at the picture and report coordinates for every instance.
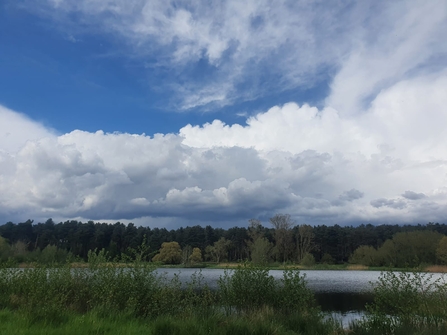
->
[0,255,340,334]
[351,271,447,334]
[218,264,316,316]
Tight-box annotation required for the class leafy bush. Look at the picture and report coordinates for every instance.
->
[218,263,317,317]
[218,264,275,313]
[353,271,447,334]
[349,245,379,266]
[301,252,316,266]
[321,253,335,264]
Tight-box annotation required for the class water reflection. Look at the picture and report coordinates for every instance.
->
[157,268,378,326]
[315,292,373,312]
[158,268,380,291]
[154,268,445,326]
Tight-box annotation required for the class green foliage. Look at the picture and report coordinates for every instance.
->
[218,264,276,313]
[270,214,295,263]
[376,239,397,267]
[0,308,342,335]
[0,258,336,335]
[8,261,447,334]
[218,263,316,316]
[321,252,334,264]
[207,237,231,263]
[436,236,447,264]
[126,234,151,262]
[250,237,273,265]
[354,271,447,334]
[188,247,203,264]
[300,252,316,266]
[2,219,447,266]
[152,241,182,264]
[351,231,446,268]
[10,241,28,263]
[39,245,70,265]
[0,236,11,263]
[391,231,443,267]
[296,224,315,262]
[182,245,193,265]
[276,269,316,314]
[350,245,379,266]
[87,248,109,267]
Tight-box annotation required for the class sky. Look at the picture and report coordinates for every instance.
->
[0,0,446,229]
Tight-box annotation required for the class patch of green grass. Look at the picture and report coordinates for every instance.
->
[0,309,150,335]
[0,309,343,335]
[3,258,447,335]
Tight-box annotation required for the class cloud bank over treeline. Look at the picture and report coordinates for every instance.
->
[1,0,446,227]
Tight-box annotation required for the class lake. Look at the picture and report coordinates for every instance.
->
[155,269,445,327]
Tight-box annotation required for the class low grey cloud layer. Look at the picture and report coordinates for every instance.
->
[402,191,427,201]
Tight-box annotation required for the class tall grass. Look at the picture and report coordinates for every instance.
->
[7,254,447,334]
[0,252,341,334]
[217,263,318,316]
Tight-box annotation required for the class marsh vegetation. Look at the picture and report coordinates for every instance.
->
[1,250,447,334]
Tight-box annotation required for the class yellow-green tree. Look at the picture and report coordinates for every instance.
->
[436,236,447,264]
[188,247,203,264]
[152,241,182,264]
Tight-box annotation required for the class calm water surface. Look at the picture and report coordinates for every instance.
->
[156,268,381,294]
[155,269,445,327]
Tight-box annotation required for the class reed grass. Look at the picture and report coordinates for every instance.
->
[346,265,368,271]
[3,251,447,334]
[424,265,447,273]
[0,253,340,334]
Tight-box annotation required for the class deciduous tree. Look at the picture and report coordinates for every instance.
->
[349,245,379,266]
[270,214,295,263]
[296,224,314,262]
[189,247,203,264]
[152,241,182,264]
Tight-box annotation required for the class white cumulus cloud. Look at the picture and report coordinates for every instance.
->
[1,71,446,226]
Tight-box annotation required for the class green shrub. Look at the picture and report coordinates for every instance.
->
[353,271,447,334]
[218,264,275,313]
[0,254,335,334]
[301,253,316,266]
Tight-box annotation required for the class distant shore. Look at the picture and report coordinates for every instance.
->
[11,261,447,273]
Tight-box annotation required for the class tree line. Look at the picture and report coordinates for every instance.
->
[1,215,447,267]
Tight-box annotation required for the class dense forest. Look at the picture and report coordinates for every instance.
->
[1,215,447,267]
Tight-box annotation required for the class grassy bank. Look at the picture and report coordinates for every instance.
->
[0,308,338,335]
[1,256,447,334]
[0,261,340,334]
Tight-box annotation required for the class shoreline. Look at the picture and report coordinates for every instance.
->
[10,262,447,273]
